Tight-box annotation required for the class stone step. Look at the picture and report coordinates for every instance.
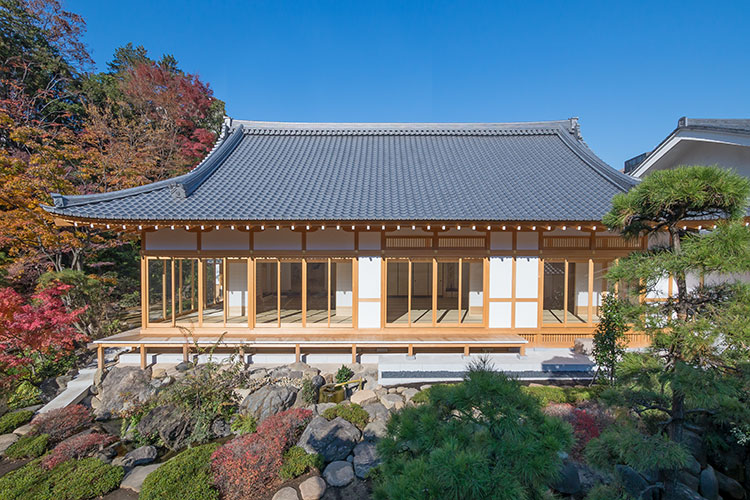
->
[37,368,97,414]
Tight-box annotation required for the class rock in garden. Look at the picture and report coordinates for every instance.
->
[13,423,33,436]
[677,470,700,491]
[715,470,745,500]
[402,388,419,402]
[352,441,380,479]
[363,420,387,442]
[297,416,361,463]
[118,445,158,468]
[241,384,298,422]
[350,389,377,406]
[120,463,162,492]
[551,462,581,495]
[96,366,156,419]
[0,433,19,454]
[211,418,231,438]
[380,393,404,410]
[311,375,325,389]
[616,464,649,499]
[272,487,299,500]
[699,465,719,500]
[299,475,326,500]
[685,455,701,476]
[175,361,192,372]
[323,460,355,487]
[136,404,193,450]
[313,403,336,416]
[363,402,389,421]
[669,482,707,500]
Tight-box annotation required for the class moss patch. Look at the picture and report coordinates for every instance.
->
[0,410,34,435]
[5,434,49,459]
[139,443,220,500]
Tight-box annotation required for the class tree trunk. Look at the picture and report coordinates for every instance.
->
[669,390,685,444]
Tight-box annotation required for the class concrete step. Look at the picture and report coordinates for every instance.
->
[37,368,97,414]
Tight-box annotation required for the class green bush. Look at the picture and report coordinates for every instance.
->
[298,378,318,405]
[0,457,123,500]
[585,483,633,500]
[373,361,573,500]
[7,381,42,410]
[5,433,49,459]
[335,365,354,384]
[322,403,369,430]
[230,414,257,435]
[521,384,601,406]
[278,446,323,480]
[0,410,33,434]
[139,443,220,500]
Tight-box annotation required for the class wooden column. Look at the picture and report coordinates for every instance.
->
[97,345,104,370]
[432,258,437,325]
[198,259,204,327]
[351,344,357,364]
[457,258,462,325]
[247,257,253,328]
[162,260,167,320]
[563,260,569,326]
[178,260,183,315]
[223,258,228,326]
[301,258,307,327]
[464,345,470,356]
[140,345,147,370]
[182,343,189,363]
[171,259,176,326]
[141,257,148,328]
[295,344,301,363]
[587,259,594,326]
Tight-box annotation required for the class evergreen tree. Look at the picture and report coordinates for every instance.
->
[592,292,628,385]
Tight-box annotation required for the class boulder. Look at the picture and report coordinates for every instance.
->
[297,416,361,463]
[211,418,232,438]
[685,455,702,476]
[699,465,719,500]
[136,404,193,450]
[313,403,336,416]
[380,393,404,410]
[96,366,156,419]
[363,420,387,442]
[616,464,649,500]
[120,463,162,492]
[352,441,381,479]
[716,470,745,500]
[114,445,158,468]
[350,389,378,406]
[241,384,299,422]
[551,462,582,496]
[272,487,299,500]
[150,368,167,379]
[0,433,19,454]
[666,482,707,500]
[363,402,389,421]
[175,361,192,372]
[323,461,355,488]
[13,423,33,436]
[402,388,419,402]
[299,475,326,500]
[678,470,700,492]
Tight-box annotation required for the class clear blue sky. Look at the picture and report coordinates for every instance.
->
[71,0,750,169]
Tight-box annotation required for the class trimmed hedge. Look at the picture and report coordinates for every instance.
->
[0,410,33,434]
[5,433,49,459]
[521,385,602,406]
[321,403,369,430]
[139,443,220,500]
[0,457,123,500]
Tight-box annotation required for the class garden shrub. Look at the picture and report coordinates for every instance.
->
[585,483,633,500]
[230,414,257,435]
[0,457,123,500]
[139,443,220,500]
[0,410,33,434]
[30,405,92,443]
[571,409,601,459]
[521,384,601,406]
[278,446,323,480]
[322,403,369,430]
[42,432,117,470]
[7,381,42,410]
[211,408,312,500]
[374,361,572,500]
[5,433,49,458]
[298,378,317,405]
[334,365,354,384]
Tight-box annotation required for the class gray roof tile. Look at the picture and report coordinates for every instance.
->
[45,119,637,222]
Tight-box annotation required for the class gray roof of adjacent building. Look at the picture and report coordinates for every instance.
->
[44,118,637,223]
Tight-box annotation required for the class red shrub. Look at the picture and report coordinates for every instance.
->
[41,431,117,470]
[571,408,601,459]
[211,408,312,500]
[31,404,93,443]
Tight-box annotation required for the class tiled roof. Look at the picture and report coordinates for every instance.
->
[44,119,637,223]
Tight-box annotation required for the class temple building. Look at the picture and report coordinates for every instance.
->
[44,119,649,369]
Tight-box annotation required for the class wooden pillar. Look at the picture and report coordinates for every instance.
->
[301,258,307,328]
[162,260,167,320]
[351,344,357,364]
[295,344,301,363]
[519,345,526,356]
[198,259,204,327]
[97,345,104,370]
[223,258,228,326]
[140,345,147,369]
[457,258,462,325]
[178,260,183,315]
[432,258,437,326]
[587,259,594,326]
[182,343,189,363]
[141,256,148,328]
[563,260,569,326]
[464,345,470,356]
[408,344,413,356]
[171,259,176,326]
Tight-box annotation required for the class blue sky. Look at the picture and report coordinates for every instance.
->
[71,0,749,169]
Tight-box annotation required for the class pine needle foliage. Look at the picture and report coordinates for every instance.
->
[373,361,572,500]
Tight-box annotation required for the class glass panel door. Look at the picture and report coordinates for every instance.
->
[461,260,484,324]
[148,259,172,324]
[280,261,302,325]
[410,261,433,325]
[255,260,278,326]
[543,261,565,324]
[203,259,224,324]
[436,261,459,324]
[306,261,328,325]
[176,258,199,325]
[226,258,248,325]
[330,260,353,326]
[386,260,409,324]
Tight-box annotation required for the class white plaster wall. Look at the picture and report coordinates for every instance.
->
[516,232,539,251]
[515,257,539,299]
[254,229,302,250]
[489,257,512,298]
[647,275,671,299]
[335,262,353,312]
[202,228,249,251]
[515,302,538,328]
[307,230,354,250]
[227,260,247,315]
[468,261,483,308]
[358,232,381,250]
[574,263,589,307]
[358,257,381,328]
[489,302,511,328]
[490,232,513,250]
[145,228,196,251]
[649,140,750,177]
